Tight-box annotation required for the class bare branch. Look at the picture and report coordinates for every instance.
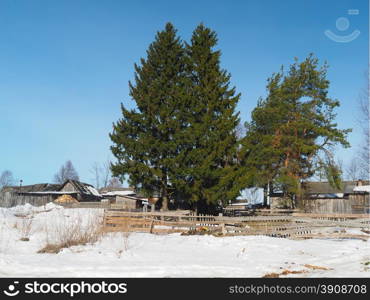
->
[0,170,15,188]
[54,161,79,184]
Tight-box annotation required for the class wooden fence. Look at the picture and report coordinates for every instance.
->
[102,210,370,240]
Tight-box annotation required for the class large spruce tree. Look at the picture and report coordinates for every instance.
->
[176,24,241,212]
[238,55,351,204]
[110,23,188,210]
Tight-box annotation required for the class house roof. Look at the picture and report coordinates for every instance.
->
[98,186,151,199]
[102,191,136,197]
[58,180,100,196]
[1,183,61,193]
[98,186,134,194]
[1,180,101,197]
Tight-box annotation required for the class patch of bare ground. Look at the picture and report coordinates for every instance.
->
[303,264,332,271]
[262,263,333,278]
[262,269,308,278]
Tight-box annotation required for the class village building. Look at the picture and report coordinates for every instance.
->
[99,187,152,211]
[270,180,370,214]
[0,179,101,207]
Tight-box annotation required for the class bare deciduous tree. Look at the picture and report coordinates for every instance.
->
[358,74,369,179]
[54,160,79,184]
[0,170,15,188]
[345,157,362,181]
[107,177,122,188]
[90,160,114,189]
[90,162,101,189]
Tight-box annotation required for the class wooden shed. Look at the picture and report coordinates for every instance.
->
[99,188,151,211]
[301,180,369,214]
[350,185,370,214]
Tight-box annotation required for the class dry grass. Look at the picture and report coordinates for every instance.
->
[18,217,33,241]
[102,219,133,258]
[262,264,332,278]
[115,219,132,255]
[121,231,130,252]
[281,269,308,275]
[115,231,131,258]
[262,269,308,278]
[103,216,135,257]
[303,264,332,271]
[262,272,280,278]
[38,211,103,254]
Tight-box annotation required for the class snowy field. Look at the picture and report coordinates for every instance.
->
[0,203,369,278]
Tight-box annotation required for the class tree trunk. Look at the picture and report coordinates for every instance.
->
[196,199,206,215]
[161,174,169,211]
[295,180,303,209]
[161,195,168,211]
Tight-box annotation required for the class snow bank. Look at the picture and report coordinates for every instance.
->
[0,202,62,217]
[0,204,369,277]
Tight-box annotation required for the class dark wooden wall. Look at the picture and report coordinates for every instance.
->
[349,193,370,214]
[302,194,369,214]
[0,192,58,208]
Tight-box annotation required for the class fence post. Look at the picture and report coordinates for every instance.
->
[221,223,226,235]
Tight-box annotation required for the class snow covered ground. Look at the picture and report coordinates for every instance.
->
[0,204,369,277]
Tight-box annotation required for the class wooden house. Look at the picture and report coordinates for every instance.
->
[268,180,370,214]
[350,184,370,214]
[0,180,101,207]
[58,180,101,202]
[99,187,150,210]
[300,180,369,214]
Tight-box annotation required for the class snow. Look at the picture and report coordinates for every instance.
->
[315,193,344,198]
[0,202,61,217]
[237,187,263,204]
[86,186,101,196]
[102,191,136,196]
[354,185,370,193]
[0,204,369,277]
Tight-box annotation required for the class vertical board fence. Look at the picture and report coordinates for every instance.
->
[0,192,56,208]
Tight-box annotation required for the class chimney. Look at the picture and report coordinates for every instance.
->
[357,179,363,186]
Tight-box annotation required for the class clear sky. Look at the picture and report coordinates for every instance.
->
[0,0,368,186]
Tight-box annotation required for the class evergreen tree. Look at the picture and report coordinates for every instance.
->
[110,23,188,210]
[177,24,241,212]
[239,55,351,204]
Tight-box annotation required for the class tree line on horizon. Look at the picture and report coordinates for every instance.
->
[109,22,352,213]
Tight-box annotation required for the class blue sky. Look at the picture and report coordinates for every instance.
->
[0,0,368,186]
